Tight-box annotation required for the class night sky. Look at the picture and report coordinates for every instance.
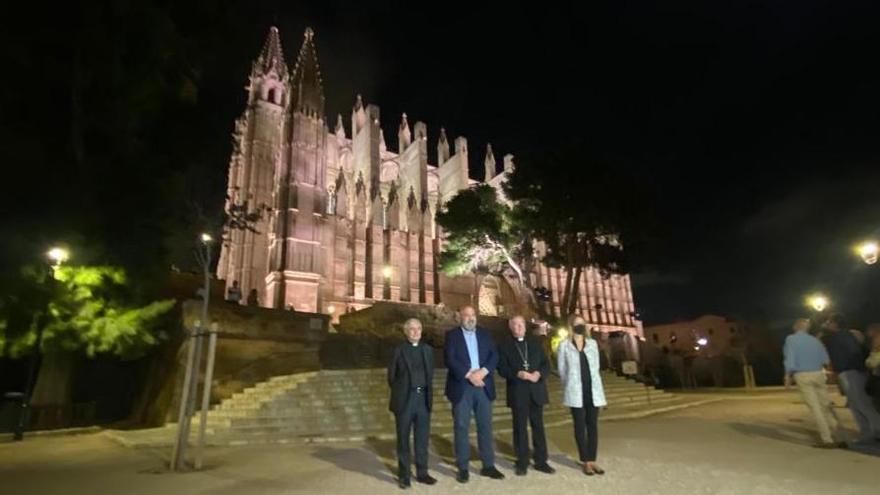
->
[5,1,880,329]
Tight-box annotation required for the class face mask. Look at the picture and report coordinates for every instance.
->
[573,324,587,335]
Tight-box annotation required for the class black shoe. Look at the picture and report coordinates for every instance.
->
[480,466,505,480]
[533,463,556,474]
[515,465,527,476]
[456,469,469,483]
[398,477,411,489]
[415,474,437,485]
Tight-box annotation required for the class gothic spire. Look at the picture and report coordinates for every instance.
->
[335,114,346,140]
[437,127,450,164]
[484,143,496,182]
[398,112,412,150]
[255,26,287,76]
[291,27,325,118]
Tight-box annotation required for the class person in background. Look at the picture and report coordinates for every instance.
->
[557,315,608,476]
[822,314,880,445]
[246,288,259,307]
[226,280,242,303]
[865,323,880,412]
[783,318,845,448]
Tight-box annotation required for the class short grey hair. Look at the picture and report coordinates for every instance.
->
[403,318,422,330]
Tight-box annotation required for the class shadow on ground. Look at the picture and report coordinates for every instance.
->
[310,446,396,484]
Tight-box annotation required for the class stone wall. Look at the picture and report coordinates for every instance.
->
[137,300,329,426]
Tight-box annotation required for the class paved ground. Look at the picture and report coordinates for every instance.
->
[1,391,878,494]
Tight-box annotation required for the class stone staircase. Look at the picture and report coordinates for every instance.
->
[169,368,696,446]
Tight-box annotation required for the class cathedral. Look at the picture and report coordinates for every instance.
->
[216,27,643,354]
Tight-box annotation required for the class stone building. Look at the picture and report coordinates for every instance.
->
[216,27,643,358]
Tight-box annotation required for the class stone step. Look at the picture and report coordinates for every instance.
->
[216,393,666,414]
[192,397,688,438]
[208,393,675,422]
[227,381,652,400]
[203,399,686,430]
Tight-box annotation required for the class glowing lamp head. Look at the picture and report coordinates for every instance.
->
[696,337,709,346]
[327,305,336,314]
[381,265,393,278]
[47,247,70,266]
[807,294,829,312]
[200,233,213,243]
[857,241,878,265]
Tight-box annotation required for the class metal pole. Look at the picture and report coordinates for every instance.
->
[171,238,212,471]
[170,323,198,471]
[194,325,218,470]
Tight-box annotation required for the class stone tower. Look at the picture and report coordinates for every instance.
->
[217,26,290,305]
[264,27,328,312]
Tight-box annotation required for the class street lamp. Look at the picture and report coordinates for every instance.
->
[696,337,709,347]
[807,294,829,312]
[14,245,71,441]
[47,246,70,267]
[856,241,878,265]
[381,265,392,278]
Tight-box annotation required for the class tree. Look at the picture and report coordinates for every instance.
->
[435,184,544,314]
[1,261,174,407]
[504,143,654,320]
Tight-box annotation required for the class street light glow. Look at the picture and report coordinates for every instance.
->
[47,247,70,265]
[327,305,336,314]
[857,241,878,265]
[696,337,709,346]
[200,233,214,243]
[807,294,829,312]
[557,327,569,339]
[381,265,392,278]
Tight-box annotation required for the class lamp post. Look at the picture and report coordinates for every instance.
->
[856,240,878,265]
[807,294,829,312]
[13,246,69,441]
[171,233,214,471]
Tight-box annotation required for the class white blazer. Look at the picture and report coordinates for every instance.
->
[557,338,607,408]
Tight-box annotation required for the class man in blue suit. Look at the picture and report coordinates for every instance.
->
[444,305,505,483]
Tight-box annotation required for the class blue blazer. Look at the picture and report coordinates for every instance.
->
[444,326,499,404]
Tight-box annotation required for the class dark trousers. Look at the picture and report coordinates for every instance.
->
[570,405,599,462]
[452,385,496,470]
[395,389,430,478]
[511,401,548,468]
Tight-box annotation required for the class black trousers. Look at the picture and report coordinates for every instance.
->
[511,401,548,468]
[395,389,430,478]
[570,404,599,462]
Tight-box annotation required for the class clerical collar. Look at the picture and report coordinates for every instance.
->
[410,342,419,347]
[516,337,524,342]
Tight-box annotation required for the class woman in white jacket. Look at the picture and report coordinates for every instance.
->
[557,315,607,475]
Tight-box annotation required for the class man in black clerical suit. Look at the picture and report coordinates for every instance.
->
[497,315,556,476]
[387,318,437,489]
